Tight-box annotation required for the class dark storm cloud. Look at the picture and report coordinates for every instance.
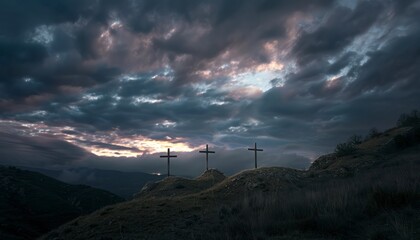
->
[0,0,334,108]
[151,0,335,85]
[0,0,91,37]
[346,27,420,97]
[245,0,420,152]
[292,0,384,65]
[327,51,359,75]
[256,86,327,119]
[21,72,239,136]
[0,0,123,111]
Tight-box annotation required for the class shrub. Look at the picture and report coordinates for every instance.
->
[335,142,357,157]
[348,134,363,145]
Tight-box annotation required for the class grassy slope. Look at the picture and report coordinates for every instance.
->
[0,166,124,240]
[41,127,420,240]
[223,146,419,239]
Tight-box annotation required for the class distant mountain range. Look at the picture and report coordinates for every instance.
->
[0,165,124,240]
[17,166,165,199]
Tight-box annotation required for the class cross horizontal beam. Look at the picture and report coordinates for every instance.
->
[199,150,215,153]
[247,148,263,151]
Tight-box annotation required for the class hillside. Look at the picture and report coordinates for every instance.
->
[41,126,420,240]
[309,126,416,176]
[18,167,165,199]
[0,166,124,240]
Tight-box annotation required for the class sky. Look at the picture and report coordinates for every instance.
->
[0,0,419,176]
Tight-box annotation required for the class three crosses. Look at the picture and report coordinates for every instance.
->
[160,142,263,177]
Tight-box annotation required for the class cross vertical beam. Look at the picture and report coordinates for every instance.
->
[160,148,177,177]
[248,142,263,169]
[199,144,215,171]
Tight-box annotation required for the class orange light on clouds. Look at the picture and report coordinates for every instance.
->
[255,60,284,72]
[0,120,200,158]
[79,135,198,157]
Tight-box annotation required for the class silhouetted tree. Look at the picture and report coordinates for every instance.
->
[335,133,362,157]
[335,142,357,157]
[348,135,362,145]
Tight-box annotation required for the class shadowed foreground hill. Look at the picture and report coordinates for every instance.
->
[41,126,420,240]
[0,166,124,240]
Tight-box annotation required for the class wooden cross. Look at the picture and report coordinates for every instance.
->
[199,144,215,171]
[248,142,263,169]
[160,148,177,177]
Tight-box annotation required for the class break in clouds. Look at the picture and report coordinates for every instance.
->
[0,0,419,176]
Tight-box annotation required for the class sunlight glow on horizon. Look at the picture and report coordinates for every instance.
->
[82,135,198,157]
[0,120,200,158]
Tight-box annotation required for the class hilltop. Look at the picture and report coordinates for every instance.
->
[0,166,124,240]
[136,169,226,198]
[41,126,420,240]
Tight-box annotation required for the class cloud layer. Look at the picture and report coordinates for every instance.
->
[1,0,419,174]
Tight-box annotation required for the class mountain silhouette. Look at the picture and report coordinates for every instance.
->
[0,166,123,240]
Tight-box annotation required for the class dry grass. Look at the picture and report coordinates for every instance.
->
[218,162,420,240]
[359,127,412,151]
